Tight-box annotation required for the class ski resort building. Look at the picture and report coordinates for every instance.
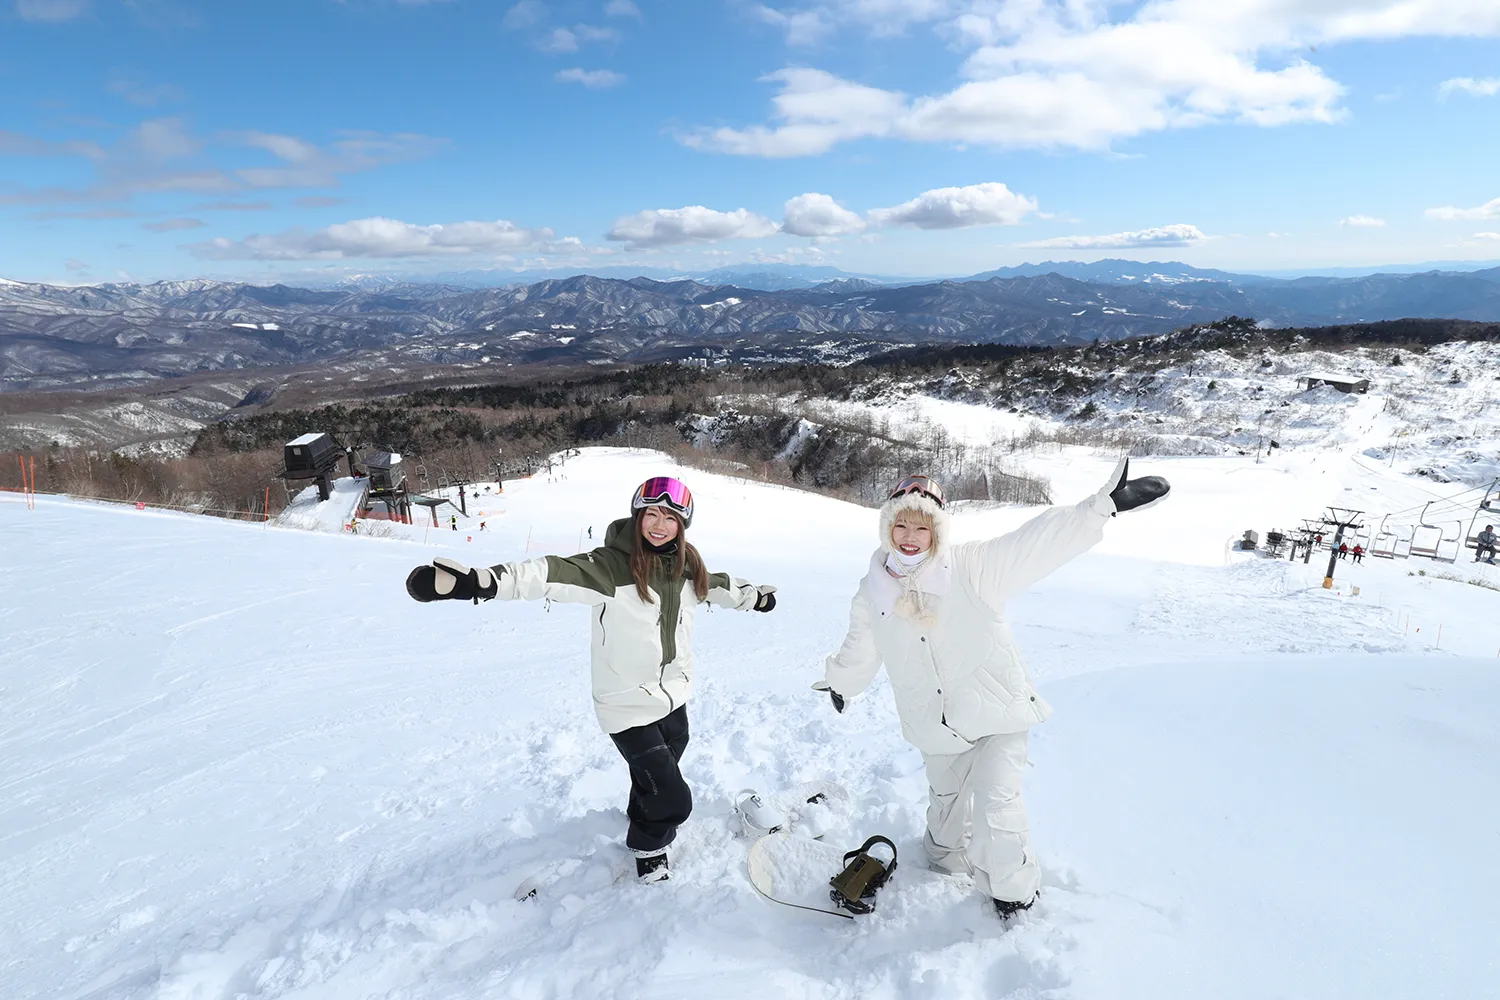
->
[1299,372,1371,394]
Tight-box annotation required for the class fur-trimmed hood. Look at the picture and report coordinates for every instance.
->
[877,490,952,562]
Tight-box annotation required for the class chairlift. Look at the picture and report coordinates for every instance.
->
[1433,521,1463,563]
[1392,524,1414,559]
[1410,504,1443,559]
[1463,476,1499,552]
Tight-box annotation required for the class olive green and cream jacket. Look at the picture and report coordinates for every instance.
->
[490,518,764,734]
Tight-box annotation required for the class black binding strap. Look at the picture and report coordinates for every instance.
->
[829,835,899,915]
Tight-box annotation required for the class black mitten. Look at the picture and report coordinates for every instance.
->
[1107,459,1171,514]
[754,591,777,613]
[812,681,845,713]
[405,557,499,603]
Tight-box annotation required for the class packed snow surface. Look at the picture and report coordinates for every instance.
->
[3,447,1498,999]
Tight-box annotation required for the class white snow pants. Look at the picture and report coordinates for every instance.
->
[921,731,1037,903]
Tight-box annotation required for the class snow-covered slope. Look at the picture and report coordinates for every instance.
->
[3,449,1497,999]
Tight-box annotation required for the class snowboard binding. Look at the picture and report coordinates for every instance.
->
[829,835,898,915]
[735,789,787,838]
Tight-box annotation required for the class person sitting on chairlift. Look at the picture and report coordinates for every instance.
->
[1476,525,1498,565]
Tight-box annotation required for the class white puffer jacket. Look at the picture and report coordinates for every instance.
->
[822,470,1118,756]
[493,518,764,734]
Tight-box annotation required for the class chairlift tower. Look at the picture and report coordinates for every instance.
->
[1319,507,1364,588]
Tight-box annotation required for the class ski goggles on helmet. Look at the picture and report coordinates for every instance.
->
[890,474,945,509]
[632,476,694,526]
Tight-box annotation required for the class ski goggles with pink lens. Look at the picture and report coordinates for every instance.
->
[632,476,694,526]
[889,474,946,509]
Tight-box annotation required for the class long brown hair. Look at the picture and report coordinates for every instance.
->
[630,509,709,604]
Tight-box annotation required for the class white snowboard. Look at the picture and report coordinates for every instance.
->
[747,831,972,919]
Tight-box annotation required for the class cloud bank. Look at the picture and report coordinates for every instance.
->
[606,207,779,248]
[190,217,558,260]
[1019,224,1208,250]
[697,0,1500,155]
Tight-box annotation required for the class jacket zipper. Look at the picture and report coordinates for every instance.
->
[654,557,679,713]
[598,605,607,644]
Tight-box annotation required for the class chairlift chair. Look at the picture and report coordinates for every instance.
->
[1463,478,1499,550]
[1410,517,1443,560]
[1434,521,1463,563]
[1393,524,1414,559]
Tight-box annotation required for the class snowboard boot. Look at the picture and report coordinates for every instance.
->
[992,894,1036,921]
[635,852,670,883]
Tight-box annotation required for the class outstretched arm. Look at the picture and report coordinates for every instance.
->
[705,571,775,612]
[492,549,624,605]
[405,547,623,606]
[819,590,883,703]
[964,457,1169,608]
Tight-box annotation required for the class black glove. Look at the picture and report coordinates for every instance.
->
[405,557,500,604]
[812,681,845,713]
[1107,459,1170,514]
[754,591,777,613]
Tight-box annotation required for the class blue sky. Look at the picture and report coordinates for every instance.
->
[2,0,1499,285]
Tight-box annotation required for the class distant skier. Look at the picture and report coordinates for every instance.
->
[1351,544,1364,564]
[815,461,1170,921]
[1338,542,1349,560]
[588,526,593,540]
[450,514,458,531]
[1476,525,1497,564]
[404,476,775,882]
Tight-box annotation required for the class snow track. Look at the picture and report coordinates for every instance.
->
[3,448,1498,999]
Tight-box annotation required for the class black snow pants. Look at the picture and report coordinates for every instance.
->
[609,705,692,854]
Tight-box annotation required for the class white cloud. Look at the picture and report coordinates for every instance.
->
[1426,197,1500,221]
[1473,232,1500,240]
[683,69,906,157]
[692,0,1500,155]
[781,193,866,237]
[190,217,557,260]
[1340,214,1386,228]
[536,23,617,52]
[501,1,545,30]
[604,0,641,17]
[867,181,1037,229]
[555,67,625,89]
[0,122,442,206]
[753,5,832,46]
[756,0,947,44]
[1439,77,1500,98]
[537,26,577,51]
[1018,223,1209,250]
[64,257,89,271]
[15,0,88,22]
[606,206,779,248]
[143,217,205,232]
[230,130,442,189]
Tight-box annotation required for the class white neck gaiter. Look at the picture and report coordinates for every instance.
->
[889,548,929,570]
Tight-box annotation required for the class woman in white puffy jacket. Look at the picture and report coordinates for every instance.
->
[816,461,1168,918]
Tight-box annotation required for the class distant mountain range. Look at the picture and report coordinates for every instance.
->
[337,257,1500,292]
[5,264,1500,390]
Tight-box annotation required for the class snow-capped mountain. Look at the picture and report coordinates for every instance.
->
[5,266,1500,389]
